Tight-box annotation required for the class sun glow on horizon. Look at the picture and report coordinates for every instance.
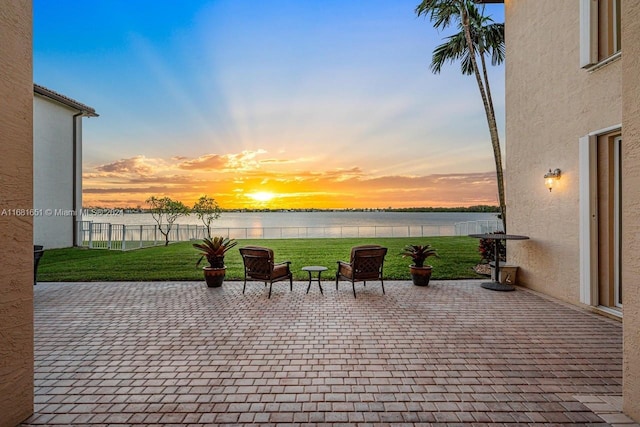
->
[248,191,276,203]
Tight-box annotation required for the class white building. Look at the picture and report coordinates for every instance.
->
[33,84,98,249]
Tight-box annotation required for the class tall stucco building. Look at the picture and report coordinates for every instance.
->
[484,0,640,420]
[33,84,97,249]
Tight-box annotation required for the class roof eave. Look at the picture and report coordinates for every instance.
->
[34,84,99,117]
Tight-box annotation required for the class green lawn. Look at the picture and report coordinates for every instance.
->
[37,237,485,282]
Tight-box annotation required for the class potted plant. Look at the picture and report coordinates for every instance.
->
[193,236,238,287]
[400,244,439,286]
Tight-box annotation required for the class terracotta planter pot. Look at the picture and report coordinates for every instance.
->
[203,266,226,288]
[409,265,433,286]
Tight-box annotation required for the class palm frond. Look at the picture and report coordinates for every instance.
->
[422,0,503,76]
[415,0,464,31]
[459,50,474,75]
[484,23,505,66]
[430,32,473,75]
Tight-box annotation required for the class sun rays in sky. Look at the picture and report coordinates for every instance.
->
[34,0,505,209]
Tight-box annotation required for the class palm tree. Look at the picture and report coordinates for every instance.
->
[416,0,506,229]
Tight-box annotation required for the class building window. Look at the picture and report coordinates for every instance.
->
[580,0,621,68]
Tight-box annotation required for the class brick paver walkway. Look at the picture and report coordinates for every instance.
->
[22,280,630,426]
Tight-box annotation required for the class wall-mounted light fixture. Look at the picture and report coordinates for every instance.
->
[544,168,561,192]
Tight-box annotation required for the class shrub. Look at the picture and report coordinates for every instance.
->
[478,232,506,264]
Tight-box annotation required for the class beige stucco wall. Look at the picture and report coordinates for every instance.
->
[621,1,640,421]
[504,0,621,303]
[0,1,34,426]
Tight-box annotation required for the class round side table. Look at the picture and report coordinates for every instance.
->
[302,266,328,294]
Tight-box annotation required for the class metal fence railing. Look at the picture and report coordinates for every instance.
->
[78,222,209,250]
[453,220,503,236]
[77,219,503,251]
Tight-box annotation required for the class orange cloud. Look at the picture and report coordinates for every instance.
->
[177,154,228,170]
[94,155,162,176]
[177,150,267,171]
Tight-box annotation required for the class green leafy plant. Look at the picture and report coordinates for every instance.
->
[400,244,439,267]
[478,232,506,264]
[145,196,190,246]
[192,195,221,238]
[193,236,238,268]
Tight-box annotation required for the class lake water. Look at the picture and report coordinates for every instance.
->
[83,211,500,229]
[81,211,502,241]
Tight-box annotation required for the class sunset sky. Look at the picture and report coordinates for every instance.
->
[33,0,505,209]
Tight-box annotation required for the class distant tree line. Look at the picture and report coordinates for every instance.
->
[213,205,500,213]
[385,205,500,213]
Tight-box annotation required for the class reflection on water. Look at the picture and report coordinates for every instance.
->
[83,211,499,228]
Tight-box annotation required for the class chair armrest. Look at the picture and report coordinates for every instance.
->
[336,260,352,277]
[274,260,291,268]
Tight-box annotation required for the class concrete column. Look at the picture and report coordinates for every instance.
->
[0,1,34,426]
[621,1,640,422]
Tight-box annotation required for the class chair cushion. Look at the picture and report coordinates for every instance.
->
[339,246,387,282]
[240,246,290,281]
[350,245,382,263]
[338,262,353,278]
[272,263,290,279]
[240,246,274,261]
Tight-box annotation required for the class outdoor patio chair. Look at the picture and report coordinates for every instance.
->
[239,246,293,298]
[336,245,388,298]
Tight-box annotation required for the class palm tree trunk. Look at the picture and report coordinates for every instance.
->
[460,4,507,230]
[478,52,507,230]
[479,51,495,119]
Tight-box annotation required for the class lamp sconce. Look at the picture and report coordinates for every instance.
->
[544,168,561,192]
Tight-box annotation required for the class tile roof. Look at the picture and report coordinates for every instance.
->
[33,83,99,117]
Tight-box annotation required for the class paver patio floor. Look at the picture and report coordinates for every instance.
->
[22,280,632,426]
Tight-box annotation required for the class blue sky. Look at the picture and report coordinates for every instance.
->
[34,0,505,208]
